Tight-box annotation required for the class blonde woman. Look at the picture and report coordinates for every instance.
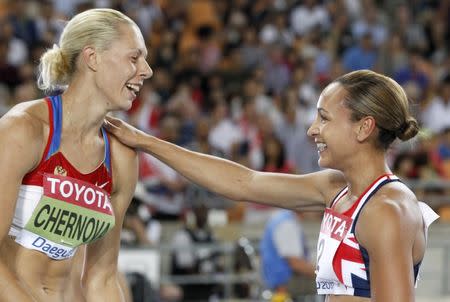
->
[0,8,152,301]
[105,70,439,302]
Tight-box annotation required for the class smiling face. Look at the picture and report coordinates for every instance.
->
[94,23,152,110]
[307,83,361,170]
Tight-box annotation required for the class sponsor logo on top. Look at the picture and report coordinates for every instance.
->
[320,208,352,241]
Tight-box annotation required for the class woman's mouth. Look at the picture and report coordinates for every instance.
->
[317,143,327,153]
[125,83,141,98]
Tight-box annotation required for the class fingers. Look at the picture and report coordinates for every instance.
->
[104,115,121,126]
[103,115,122,131]
[103,119,117,131]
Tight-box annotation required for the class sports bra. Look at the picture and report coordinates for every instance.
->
[8,95,115,260]
[315,174,439,297]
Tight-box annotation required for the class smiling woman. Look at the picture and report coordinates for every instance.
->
[104,69,439,302]
[0,8,152,302]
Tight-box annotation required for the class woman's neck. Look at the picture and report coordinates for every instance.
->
[341,150,391,198]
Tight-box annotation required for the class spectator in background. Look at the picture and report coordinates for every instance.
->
[127,81,162,135]
[290,0,330,37]
[263,45,291,95]
[342,32,378,72]
[260,209,316,302]
[131,0,162,37]
[392,152,416,181]
[239,27,266,71]
[437,127,450,179]
[262,134,295,174]
[351,1,387,48]
[421,74,450,134]
[391,4,427,53]
[393,50,430,99]
[121,196,162,246]
[0,37,21,91]
[171,203,224,302]
[235,97,264,169]
[377,32,409,77]
[166,81,199,146]
[35,0,65,45]
[185,116,231,209]
[275,92,319,174]
[208,100,243,158]
[136,115,188,220]
[5,0,39,48]
[0,17,28,67]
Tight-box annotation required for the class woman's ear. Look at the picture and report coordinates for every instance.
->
[356,116,376,142]
[81,46,98,72]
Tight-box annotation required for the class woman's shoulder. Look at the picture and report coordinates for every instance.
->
[356,181,422,246]
[1,98,49,137]
[364,181,420,219]
[4,97,50,127]
[0,98,50,169]
[109,134,138,163]
[108,134,138,194]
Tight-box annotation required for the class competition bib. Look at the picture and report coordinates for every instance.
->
[15,174,115,260]
[316,208,352,294]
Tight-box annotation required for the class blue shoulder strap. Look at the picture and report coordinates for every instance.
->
[46,95,63,160]
[101,127,112,175]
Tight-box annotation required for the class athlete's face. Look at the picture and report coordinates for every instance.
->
[96,23,152,110]
[307,83,360,170]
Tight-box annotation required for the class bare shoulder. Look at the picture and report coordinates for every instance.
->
[109,134,138,169]
[6,98,49,122]
[108,135,138,201]
[364,182,421,222]
[0,99,49,169]
[356,182,422,248]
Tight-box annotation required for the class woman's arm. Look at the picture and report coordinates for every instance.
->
[356,191,419,302]
[104,116,345,209]
[82,138,138,302]
[0,111,45,301]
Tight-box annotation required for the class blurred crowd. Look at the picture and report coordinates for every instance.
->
[0,0,449,300]
[0,0,449,227]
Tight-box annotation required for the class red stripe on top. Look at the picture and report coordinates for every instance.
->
[42,98,54,162]
[333,237,365,283]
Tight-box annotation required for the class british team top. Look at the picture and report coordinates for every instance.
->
[8,95,115,260]
[315,174,439,297]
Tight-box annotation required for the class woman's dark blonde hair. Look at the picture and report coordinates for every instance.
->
[334,70,419,149]
[38,8,135,92]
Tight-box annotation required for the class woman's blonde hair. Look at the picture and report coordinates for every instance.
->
[334,69,419,149]
[38,8,135,92]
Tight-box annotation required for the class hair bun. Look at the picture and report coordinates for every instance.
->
[397,117,419,141]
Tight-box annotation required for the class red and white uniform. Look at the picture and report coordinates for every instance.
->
[8,95,115,260]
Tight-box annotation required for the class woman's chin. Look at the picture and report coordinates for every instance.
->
[318,158,332,169]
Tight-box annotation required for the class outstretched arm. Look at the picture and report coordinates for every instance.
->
[104,116,345,209]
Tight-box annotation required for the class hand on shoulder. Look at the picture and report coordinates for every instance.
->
[104,115,149,149]
[108,134,138,200]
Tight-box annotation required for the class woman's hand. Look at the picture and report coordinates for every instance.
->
[103,115,148,149]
